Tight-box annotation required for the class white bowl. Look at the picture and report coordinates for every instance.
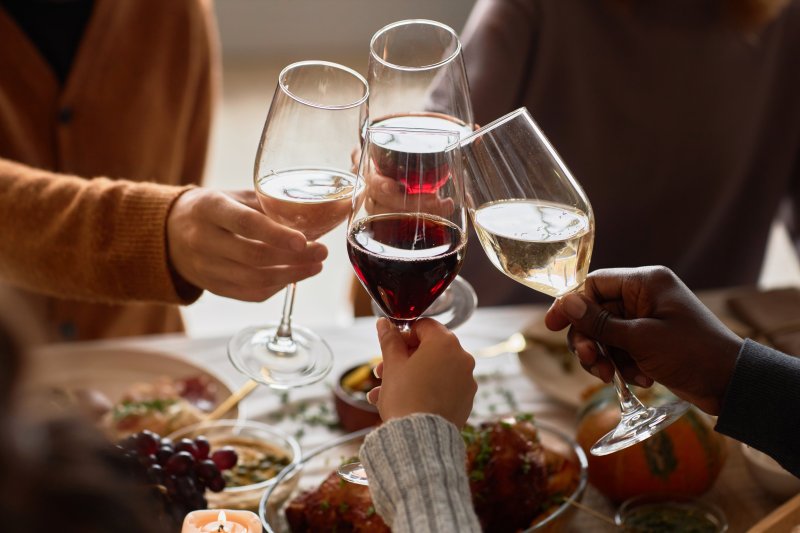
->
[741,444,800,501]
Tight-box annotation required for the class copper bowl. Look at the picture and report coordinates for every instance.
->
[332,363,382,432]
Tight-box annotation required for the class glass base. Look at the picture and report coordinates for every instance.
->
[370,275,478,330]
[338,461,369,485]
[590,400,691,456]
[227,324,333,390]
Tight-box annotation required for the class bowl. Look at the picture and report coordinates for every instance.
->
[332,362,381,432]
[615,494,728,532]
[741,443,800,501]
[259,421,588,532]
[168,419,302,510]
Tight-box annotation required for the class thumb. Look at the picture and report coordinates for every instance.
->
[557,293,632,349]
[376,318,409,368]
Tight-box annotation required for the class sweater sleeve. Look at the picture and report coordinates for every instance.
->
[359,414,481,533]
[0,157,202,304]
[461,0,539,126]
[715,339,800,476]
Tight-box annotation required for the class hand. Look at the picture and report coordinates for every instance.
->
[363,170,455,217]
[544,266,743,415]
[368,318,477,427]
[166,188,327,301]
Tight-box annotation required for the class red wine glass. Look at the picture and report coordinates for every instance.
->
[339,126,467,485]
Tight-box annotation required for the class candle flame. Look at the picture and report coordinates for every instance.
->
[217,511,227,532]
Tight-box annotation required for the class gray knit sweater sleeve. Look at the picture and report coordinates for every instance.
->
[359,414,481,532]
[715,339,800,476]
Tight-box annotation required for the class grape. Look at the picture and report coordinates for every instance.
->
[194,436,210,459]
[115,430,238,528]
[175,438,200,459]
[207,473,225,493]
[156,446,174,466]
[135,430,160,456]
[211,447,237,470]
[195,459,219,482]
[165,451,195,476]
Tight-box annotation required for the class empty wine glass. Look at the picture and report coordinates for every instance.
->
[227,61,368,390]
[339,126,467,484]
[461,108,690,456]
[364,18,477,328]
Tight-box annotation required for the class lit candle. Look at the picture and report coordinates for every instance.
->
[182,510,262,533]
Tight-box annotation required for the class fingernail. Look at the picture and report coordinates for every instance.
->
[635,374,651,387]
[561,294,587,320]
[589,366,603,380]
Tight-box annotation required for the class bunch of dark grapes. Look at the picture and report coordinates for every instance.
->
[116,430,238,526]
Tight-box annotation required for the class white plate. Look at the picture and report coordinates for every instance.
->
[23,344,237,419]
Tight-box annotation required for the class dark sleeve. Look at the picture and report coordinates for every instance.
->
[715,339,800,476]
[460,0,539,126]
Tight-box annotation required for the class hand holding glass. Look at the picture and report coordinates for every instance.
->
[461,108,690,455]
[228,61,368,390]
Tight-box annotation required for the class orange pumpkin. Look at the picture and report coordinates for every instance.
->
[576,386,728,503]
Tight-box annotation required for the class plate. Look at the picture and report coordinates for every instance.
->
[260,422,588,533]
[22,345,238,422]
[517,290,755,409]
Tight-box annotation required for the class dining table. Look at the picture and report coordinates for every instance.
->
[36,300,790,532]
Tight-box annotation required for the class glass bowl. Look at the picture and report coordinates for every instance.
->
[259,421,587,532]
[169,419,302,511]
[615,494,728,533]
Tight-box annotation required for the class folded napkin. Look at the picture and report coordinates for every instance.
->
[728,287,800,356]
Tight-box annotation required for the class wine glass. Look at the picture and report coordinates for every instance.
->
[227,61,368,390]
[364,18,477,329]
[460,108,690,456]
[339,126,467,484]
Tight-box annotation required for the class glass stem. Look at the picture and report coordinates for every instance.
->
[390,319,414,340]
[275,283,297,340]
[267,283,298,355]
[596,341,647,415]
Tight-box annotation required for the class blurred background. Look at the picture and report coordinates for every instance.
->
[182,0,800,337]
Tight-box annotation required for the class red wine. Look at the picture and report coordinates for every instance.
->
[347,213,465,320]
[369,113,471,194]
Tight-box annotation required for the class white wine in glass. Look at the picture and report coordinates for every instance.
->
[462,108,690,456]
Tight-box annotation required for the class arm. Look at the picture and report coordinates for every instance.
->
[359,319,480,532]
[716,340,800,476]
[545,266,800,476]
[461,0,539,125]
[0,158,327,304]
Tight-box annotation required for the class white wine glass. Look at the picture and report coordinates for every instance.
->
[227,61,368,390]
[339,126,468,484]
[461,108,690,456]
[364,18,477,329]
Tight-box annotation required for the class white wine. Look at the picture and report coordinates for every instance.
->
[473,199,593,297]
[256,168,357,241]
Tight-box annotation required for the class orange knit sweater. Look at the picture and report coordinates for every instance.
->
[0,0,219,341]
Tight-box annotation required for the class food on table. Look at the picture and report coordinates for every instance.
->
[285,471,390,532]
[211,435,291,488]
[117,430,238,526]
[46,375,221,439]
[103,376,220,439]
[576,386,727,503]
[340,360,381,397]
[284,416,581,532]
